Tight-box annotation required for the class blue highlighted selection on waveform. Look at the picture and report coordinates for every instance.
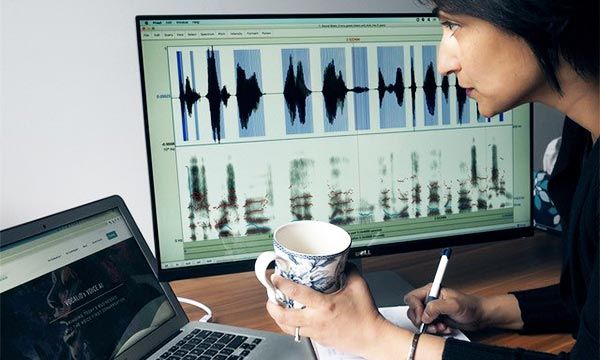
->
[234,49,266,137]
[189,51,200,140]
[352,47,370,130]
[422,45,438,126]
[410,46,417,128]
[442,88,451,125]
[457,77,469,125]
[378,46,406,129]
[176,51,189,141]
[282,48,313,135]
[321,47,348,132]
[211,49,226,140]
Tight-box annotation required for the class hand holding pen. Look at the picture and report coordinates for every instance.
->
[405,248,494,334]
[418,248,452,333]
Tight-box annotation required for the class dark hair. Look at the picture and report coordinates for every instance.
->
[421,0,599,94]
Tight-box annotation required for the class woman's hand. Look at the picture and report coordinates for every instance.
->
[404,283,487,334]
[265,264,392,358]
[404,284,524,334]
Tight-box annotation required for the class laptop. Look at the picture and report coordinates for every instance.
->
[0,195,316,360]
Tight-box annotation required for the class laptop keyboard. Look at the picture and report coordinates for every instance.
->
[159,329,262,360]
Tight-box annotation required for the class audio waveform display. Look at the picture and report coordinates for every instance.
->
[352,47,370,130]
[409,46,417,128]
[282,49,314,134]
[177,51,199,141]
[422,45,439,125]
[170,44,511,147]
[321,48,349,131]
[377,46,407,129]
[233,49,266,137]
[420,45,462,127]
[441,75,451,125]
[175,48,230,143]
[206,48,230,143]
[456,85,468,124]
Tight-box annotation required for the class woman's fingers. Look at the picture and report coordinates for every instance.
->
[265,297,307,328]
[271,274,325,308]
[403,283,433,325]
[422,297,460,324]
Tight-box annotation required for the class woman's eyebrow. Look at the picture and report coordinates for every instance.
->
[436,10,452,21]
[437,10,466,24]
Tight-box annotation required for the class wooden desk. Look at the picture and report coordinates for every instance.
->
[171,231,575,355]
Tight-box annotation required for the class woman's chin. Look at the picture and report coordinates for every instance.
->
[475,102,502,118]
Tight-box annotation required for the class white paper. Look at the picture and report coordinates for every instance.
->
[311,305,470,360]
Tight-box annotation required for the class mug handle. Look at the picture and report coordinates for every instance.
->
[254,251,288,306]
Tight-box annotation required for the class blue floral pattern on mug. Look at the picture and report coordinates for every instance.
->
[273,241,349,308]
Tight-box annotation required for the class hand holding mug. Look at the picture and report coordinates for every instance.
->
[254,220,351,341]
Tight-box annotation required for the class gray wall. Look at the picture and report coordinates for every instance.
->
[0,0,564,251]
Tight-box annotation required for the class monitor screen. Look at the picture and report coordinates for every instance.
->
[136,14,532,281]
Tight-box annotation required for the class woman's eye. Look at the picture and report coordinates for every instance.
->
[441,21,460,33]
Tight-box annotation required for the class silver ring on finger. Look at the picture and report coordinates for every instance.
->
[294,326,301,342]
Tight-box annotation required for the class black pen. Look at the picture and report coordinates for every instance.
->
[419,248,452,334]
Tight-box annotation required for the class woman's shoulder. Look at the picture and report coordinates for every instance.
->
[546,117,592,224]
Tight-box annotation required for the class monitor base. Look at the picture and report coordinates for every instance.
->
[351,259,415,307]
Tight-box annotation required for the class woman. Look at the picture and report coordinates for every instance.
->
[265,0,598,359]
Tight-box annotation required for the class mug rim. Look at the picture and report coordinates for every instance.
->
[272,220,351,258]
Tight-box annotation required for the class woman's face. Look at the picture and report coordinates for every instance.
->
[437,11,547,117]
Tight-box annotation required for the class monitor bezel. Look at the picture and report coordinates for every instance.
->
[135,13,534,282]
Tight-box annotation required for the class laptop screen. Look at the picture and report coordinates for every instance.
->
[0,208,177,359]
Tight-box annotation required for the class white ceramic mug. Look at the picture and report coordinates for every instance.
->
[254,220,351,309]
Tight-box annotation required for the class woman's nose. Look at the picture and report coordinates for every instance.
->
[437,40,460,76]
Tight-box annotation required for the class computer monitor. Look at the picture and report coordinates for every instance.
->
[135,13,532,283]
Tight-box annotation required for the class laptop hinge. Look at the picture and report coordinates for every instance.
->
[145,329,183,358]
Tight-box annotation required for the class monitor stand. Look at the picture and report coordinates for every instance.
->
[350,259,415,308]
